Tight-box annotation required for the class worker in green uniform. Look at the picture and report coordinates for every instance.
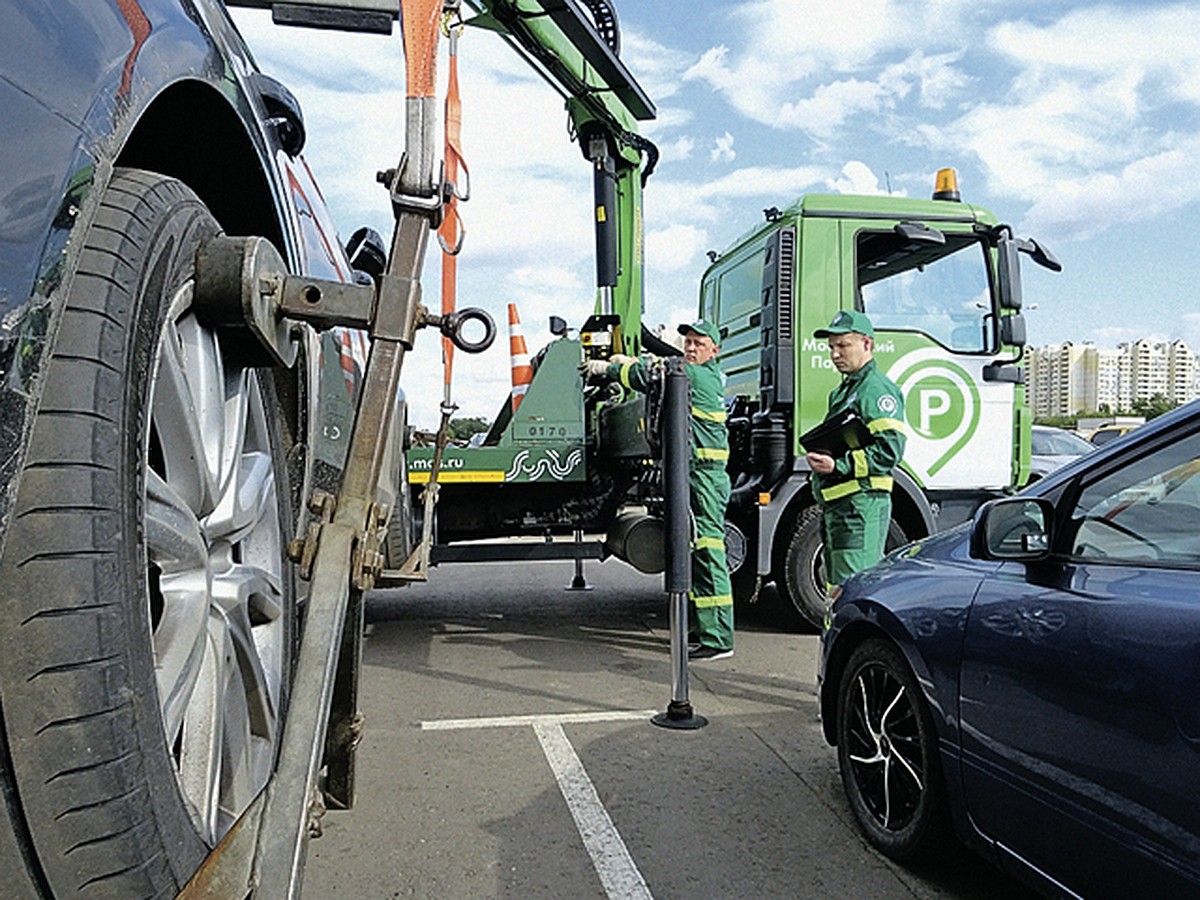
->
[806,310,906,595]
[585,320,734,660]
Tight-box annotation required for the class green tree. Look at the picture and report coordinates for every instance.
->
[1131,394,1177,420]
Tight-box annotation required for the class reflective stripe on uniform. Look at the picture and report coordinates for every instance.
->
[821,475,894,502]
[696,535,725,551]
[695,447,729,461]
[693,406,727,423]
[691,592,733,608]
[868,417,907,435]
[851,448,868,479]
[821,480,860,502]
[618,361,636,389]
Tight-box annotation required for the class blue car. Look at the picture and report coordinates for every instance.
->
[819,400,1200,898]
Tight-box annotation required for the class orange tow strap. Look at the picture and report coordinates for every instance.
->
[437,15,468,399]
[401,0,442,98]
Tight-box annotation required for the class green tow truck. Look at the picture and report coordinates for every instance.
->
[405,20,1062,630]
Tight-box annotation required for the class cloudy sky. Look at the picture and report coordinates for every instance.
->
[231,0,1200,428]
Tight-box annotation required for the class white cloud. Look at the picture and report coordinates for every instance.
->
[680,0,976,133]
[646,224,709,273]
[932,6,1200,242]
[710,132,736,163]
[643,106,695,134]
[619,29,696,104]
[1020,138,1200,241]
[509,265,581,291]
[777,78,891,136]
[830,161,886,195]
[655,135,695,163]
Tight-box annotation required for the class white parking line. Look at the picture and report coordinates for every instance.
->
[420,711,657,899]
[420,709,658,731]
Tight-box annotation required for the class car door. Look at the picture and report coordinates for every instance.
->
[958,421,1200,897]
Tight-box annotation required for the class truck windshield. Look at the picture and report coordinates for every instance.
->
[858,232,991,353]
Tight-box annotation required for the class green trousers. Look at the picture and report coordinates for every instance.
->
[690,465,734,650]
[821,491,891,589]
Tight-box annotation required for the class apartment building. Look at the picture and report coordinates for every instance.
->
[1026,339,1199,417]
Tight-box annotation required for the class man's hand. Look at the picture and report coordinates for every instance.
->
[582,359,612,378]
[609,354,636,366]
[806,451,836,474]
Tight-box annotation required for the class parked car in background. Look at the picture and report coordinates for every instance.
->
[1083,421,1140,446]
[819,399,1200,898]
[1028,423,1094,481]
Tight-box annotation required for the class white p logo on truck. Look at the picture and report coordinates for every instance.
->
[886,350,983,483]
[917,387,953,435]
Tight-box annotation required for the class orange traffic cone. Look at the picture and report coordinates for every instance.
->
[508,303,533,413]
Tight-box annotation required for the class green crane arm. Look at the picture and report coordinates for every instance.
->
[465,0,656,355]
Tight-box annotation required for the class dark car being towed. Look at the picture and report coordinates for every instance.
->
[0,2,363,896]
[819,400,1200,898]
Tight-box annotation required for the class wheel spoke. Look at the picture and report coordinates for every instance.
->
[881,757,894,828]
[177,618,223,844]
[887,733,925,792]
[147,466,211,743]
[152,314,224,517]
[207,371,275,543]
[211,556,283,718]
[146,468,208,574]
[848,675,885,764]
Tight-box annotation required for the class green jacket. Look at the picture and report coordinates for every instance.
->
[610,357,729,469]
[811,358,906,505]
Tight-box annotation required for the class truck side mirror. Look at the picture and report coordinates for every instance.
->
[1025,238,1062,273]
[999,313,1026,347]
[549,315,568,336]
[996,232,1022,310]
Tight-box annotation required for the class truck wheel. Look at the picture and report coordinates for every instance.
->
[778,506,905,629]
[724,516,760,605]
[0,170,296,897]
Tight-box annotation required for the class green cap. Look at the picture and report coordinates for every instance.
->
[814,309,874,338]
[678,319,721,344]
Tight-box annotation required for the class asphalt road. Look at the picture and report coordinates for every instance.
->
[300,555,1037,899]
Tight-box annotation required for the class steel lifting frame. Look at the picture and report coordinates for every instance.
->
[182,1,655,894]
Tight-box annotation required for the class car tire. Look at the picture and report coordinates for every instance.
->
[778,506,906,630]
[835,639,950,862]
[0,169,297,897]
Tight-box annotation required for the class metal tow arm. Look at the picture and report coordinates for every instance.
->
[178,2,488,896]
[250,2,445,891]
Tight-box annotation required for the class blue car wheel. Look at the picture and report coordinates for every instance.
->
[835,639,950,861]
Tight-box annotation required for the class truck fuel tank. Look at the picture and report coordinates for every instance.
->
[605,510,664,573]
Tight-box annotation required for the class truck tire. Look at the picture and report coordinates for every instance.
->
[0,169,296,897]
[725,515,760,605]
[778,505,905,630]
